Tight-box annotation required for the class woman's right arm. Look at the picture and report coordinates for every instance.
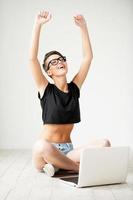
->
[29,11,52,92]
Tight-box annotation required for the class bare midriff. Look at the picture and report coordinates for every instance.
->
[39,124,74,143]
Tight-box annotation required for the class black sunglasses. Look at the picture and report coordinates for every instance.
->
[47,56,66,71]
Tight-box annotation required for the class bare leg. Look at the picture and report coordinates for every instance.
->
[66,138,111,163]
[32,139,79,172]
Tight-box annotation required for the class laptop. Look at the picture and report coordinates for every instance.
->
[56,146,129,187]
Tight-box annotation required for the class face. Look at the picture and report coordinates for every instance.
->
[45,54,68,78]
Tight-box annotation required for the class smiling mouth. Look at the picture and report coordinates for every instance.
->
[58,66,64,69]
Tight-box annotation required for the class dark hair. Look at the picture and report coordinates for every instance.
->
[42,50,64,72]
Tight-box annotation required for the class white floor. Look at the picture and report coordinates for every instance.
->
[0,150,133,200]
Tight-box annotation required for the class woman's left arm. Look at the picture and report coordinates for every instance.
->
[72,15,93,89]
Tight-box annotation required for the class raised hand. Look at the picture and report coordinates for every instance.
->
[73,14,87,29]
[35,10,52,26]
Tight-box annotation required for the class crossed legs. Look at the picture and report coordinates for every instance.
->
[32,139,79,172]
[32,138,111,172]
[66,138,111,162]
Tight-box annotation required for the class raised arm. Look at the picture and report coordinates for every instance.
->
[29,11,51,92]
[72,15,93,89]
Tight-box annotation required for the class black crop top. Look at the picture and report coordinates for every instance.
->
[38,81,81,124]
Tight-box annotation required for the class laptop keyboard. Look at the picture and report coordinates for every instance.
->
[54,169,78,177]
[60,176,78,184]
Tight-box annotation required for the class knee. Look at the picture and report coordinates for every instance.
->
[32,160,43,172]
[32,139,54,156]
[32,140,55,171]
[102,139,111,147]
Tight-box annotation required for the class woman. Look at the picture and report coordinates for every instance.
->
[29,10,111,177]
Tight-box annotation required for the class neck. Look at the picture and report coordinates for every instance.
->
[53,76,68,92]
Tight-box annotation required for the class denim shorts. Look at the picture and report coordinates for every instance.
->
[52,143,73,155]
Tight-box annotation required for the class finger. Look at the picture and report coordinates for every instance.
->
[41,11,47,17]
[44,11,49,17]
[41,10,45,16]
[76,15,81,20]
[40,10,48,17]
[39,10,42,16]
[73,15,78,20]
[74,18,79,22]
[40,11,45,17]
[74,14,83,20]
[47,13,52,21]
[40,10,44,16]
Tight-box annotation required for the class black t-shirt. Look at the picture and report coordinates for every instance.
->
[38,81,81,124]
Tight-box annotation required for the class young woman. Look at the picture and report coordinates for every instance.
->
[29,10,111,177]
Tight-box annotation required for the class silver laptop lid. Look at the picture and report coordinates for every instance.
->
[78,146,129,187]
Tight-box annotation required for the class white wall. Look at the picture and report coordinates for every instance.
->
[0,0,133,166]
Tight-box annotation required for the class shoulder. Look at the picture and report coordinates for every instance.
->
[70,81,80,89]
[69,81,80,98]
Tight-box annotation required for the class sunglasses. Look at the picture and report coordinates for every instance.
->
[47,56,66,71]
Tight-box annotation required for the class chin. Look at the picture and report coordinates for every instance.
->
[59,69,68,76]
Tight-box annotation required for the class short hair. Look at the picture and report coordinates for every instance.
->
[42,50,64,72]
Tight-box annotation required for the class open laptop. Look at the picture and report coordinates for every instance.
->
[56,146,129,187]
